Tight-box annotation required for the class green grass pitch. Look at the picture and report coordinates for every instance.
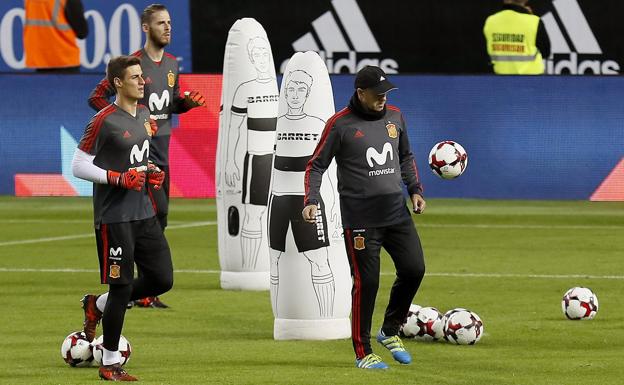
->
[0,196,623,385]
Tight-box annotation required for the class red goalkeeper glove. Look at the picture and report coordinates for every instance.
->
[148,118,158,137]
[147,162,165,190]
[184,90,205,108]
[107,167,146,191]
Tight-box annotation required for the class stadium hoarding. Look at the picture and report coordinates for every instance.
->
[190,0,623,75]
[0,73,622,200]
[1,73,218,198]
[0,0,191,72]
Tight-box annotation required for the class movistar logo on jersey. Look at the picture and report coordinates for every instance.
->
[366,142,393,167]
[368,168,395,177]
[282,0,398,74]
[150,113,169,120]
[149,90,170,111]
[366,142,395,177]
[542,0,619,74]
[130,140,150,164]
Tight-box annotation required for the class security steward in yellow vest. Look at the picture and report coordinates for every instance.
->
[483,0,550,74]
[24,0,88,72]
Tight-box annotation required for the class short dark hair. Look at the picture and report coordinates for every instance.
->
[141,4,168,24]
[106,55,141,90]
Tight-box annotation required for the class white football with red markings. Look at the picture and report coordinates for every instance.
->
[399,303,422,337]
[61,331,93,367]
[562,287,599,320]
[409,306,445,341]
[443,308,483,345]
[91,334,132,366]
[428,140,468,179]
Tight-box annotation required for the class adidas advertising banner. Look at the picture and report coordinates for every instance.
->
[216,19,278,290]
[191,0,623,75]
[269,51,351,340]
[0,0,191,72]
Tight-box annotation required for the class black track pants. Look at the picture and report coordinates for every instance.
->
[344,220,425,359]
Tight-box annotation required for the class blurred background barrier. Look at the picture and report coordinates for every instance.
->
[1,73,622,200]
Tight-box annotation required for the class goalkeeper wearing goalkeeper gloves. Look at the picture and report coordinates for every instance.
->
[88,4,205,232]
[72,55,173,382]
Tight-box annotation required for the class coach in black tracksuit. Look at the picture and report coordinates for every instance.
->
[303,66,426,367]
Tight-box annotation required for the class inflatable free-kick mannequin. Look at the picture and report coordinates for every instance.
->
[269,51,351,339]
[216,18,278,290]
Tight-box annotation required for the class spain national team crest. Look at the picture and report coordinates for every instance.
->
[144,120,152,136]
[386,123,398,139]
[167,71,175,88]
[109,264,121,279]
[354,235,365,250]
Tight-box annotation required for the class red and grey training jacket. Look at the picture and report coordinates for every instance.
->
[305,99,423,228]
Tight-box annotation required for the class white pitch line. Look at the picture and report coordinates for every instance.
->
[422,272,624,280]
[2,221,620,247]
[0,267,622,280]
[167,221,217,229]
[0,219,204,224]
[0,233,93,247]
[0,268,98,273]
[417,223,624,230]
[0,219,92,224]
[0,221,216,247]
[5,220,618,230]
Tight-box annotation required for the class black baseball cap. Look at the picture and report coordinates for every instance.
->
[354,66,397,94]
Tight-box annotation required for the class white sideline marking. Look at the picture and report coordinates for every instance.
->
[0,233,92,247]
[1,219,92,223]
[422,272,624,280]
[2,221,621,247]
[167,221,217,229]
[0,221,216,247]
[418,223,624,230]
[0,268,622,280]
[0,219,203,224]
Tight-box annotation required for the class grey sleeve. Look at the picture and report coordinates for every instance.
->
[171,60,192,114]
[304,121,341,206]
[398,114,423,196]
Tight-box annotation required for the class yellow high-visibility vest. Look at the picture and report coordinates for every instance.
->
[483,10,544,74]
[24,0,80,69]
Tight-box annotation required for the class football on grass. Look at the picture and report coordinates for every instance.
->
[443,308,483,345]
[562,287,599,320]
[399,303,422,337]
[402,306,444,341]
[92,335,132,366]
[428,140,468,179]
[61,331,93,367]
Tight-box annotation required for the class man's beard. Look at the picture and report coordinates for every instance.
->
[148,30,170,49]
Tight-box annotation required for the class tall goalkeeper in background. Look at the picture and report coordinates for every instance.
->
[88,4,205,309]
